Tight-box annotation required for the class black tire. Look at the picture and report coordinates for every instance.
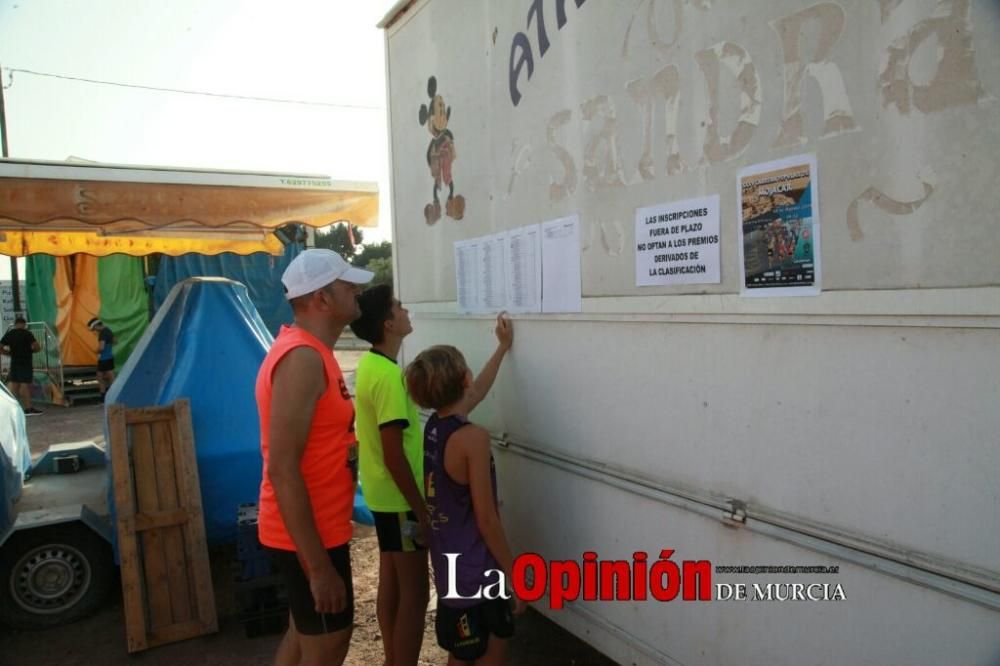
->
[0,522,115,629]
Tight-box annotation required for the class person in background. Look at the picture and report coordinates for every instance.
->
[404,315,524,666]
[87,318,116,401]
[1,316,42,415]
[256,248,372,666]
[349,285,428,666]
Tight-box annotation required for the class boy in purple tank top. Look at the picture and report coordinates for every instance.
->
[405,315,524,665]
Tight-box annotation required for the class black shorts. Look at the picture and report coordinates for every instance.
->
[372,510,427,553]
[267,544,354,635]
[8,363,32,384]
[97,358,115,372]
[436,598,514,661]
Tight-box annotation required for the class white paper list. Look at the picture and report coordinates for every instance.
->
[541,215,582,313]
[480,233,508,312]
[505,225,541,313]
[454,239,480,314]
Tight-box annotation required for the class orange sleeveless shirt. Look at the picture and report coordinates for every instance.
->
[256,325,355,550]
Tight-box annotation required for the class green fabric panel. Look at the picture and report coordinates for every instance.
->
[96,255,149,367]
[24,255,58,329]
[23,256,62,388]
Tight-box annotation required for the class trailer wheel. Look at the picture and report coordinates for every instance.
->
[0,523,114,629]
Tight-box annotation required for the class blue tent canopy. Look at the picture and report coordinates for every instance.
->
[153,243,300,336]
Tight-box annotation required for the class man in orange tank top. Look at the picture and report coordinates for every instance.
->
[256,248,372,666]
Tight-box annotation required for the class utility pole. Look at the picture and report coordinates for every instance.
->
[0,63,21,316]
[0,64,7,156]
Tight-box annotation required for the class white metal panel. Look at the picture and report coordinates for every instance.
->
[386,0,496,304]
[385,0,1000,661]
[403,314,1000,574]
[496,452,1000,666]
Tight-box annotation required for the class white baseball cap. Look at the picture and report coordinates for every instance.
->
[282,249,374,300]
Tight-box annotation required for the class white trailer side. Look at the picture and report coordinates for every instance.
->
[382,2,1000,663]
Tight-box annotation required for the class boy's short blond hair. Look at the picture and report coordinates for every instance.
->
[405,345,468,410]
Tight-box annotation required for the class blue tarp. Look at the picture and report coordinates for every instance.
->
[153,244,301,336]
[106,278,273,544]
[106,275,373,548]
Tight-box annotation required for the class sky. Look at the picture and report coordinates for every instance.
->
[0,0,397,279]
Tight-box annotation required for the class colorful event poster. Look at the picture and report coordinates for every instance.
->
[635,195,721,287]
[737,154,821,297]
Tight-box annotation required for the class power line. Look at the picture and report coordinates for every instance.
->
[2,67,384,111]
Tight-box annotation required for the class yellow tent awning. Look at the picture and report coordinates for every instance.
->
[0,159,379,256]
[0,229,285,256]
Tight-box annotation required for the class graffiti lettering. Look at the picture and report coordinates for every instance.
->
[509,0,589,107]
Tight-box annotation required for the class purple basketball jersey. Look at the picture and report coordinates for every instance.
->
[424,413,501,608]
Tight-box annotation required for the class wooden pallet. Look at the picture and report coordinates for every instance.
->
[108,400,218,653]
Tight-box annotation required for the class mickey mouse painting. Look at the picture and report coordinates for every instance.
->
[419,76,464,224]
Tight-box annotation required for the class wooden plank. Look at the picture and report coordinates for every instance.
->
[112,399,218,652]
[152,418,193,625]
[133,507,193,531]
[132,422,173,631]
[170,400,218,633]
[124,406,177,425]
[109,404,148,654]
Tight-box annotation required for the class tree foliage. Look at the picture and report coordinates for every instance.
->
[366,256,393,287]
[352,240,392,269]
[314,224,364,261]
[312,224,392,287]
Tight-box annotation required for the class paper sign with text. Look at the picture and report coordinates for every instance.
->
[635,195,721,287]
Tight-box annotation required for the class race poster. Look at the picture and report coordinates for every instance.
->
[737,154,820,297]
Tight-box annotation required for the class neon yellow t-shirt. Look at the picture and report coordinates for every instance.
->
[354,349,424,512]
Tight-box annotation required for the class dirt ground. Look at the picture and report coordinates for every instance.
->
[3,351,617,665]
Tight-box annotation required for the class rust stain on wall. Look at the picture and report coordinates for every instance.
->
[626,65,685,180]
[695,41,761,164]
[847,168,936,241]
[580,95,629,191]
[622,0,711,58]
[879,0,986,114]
[547,109,577,202]
[771,3,859,147]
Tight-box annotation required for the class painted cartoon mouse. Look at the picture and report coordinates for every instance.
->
[419,76,464,224]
